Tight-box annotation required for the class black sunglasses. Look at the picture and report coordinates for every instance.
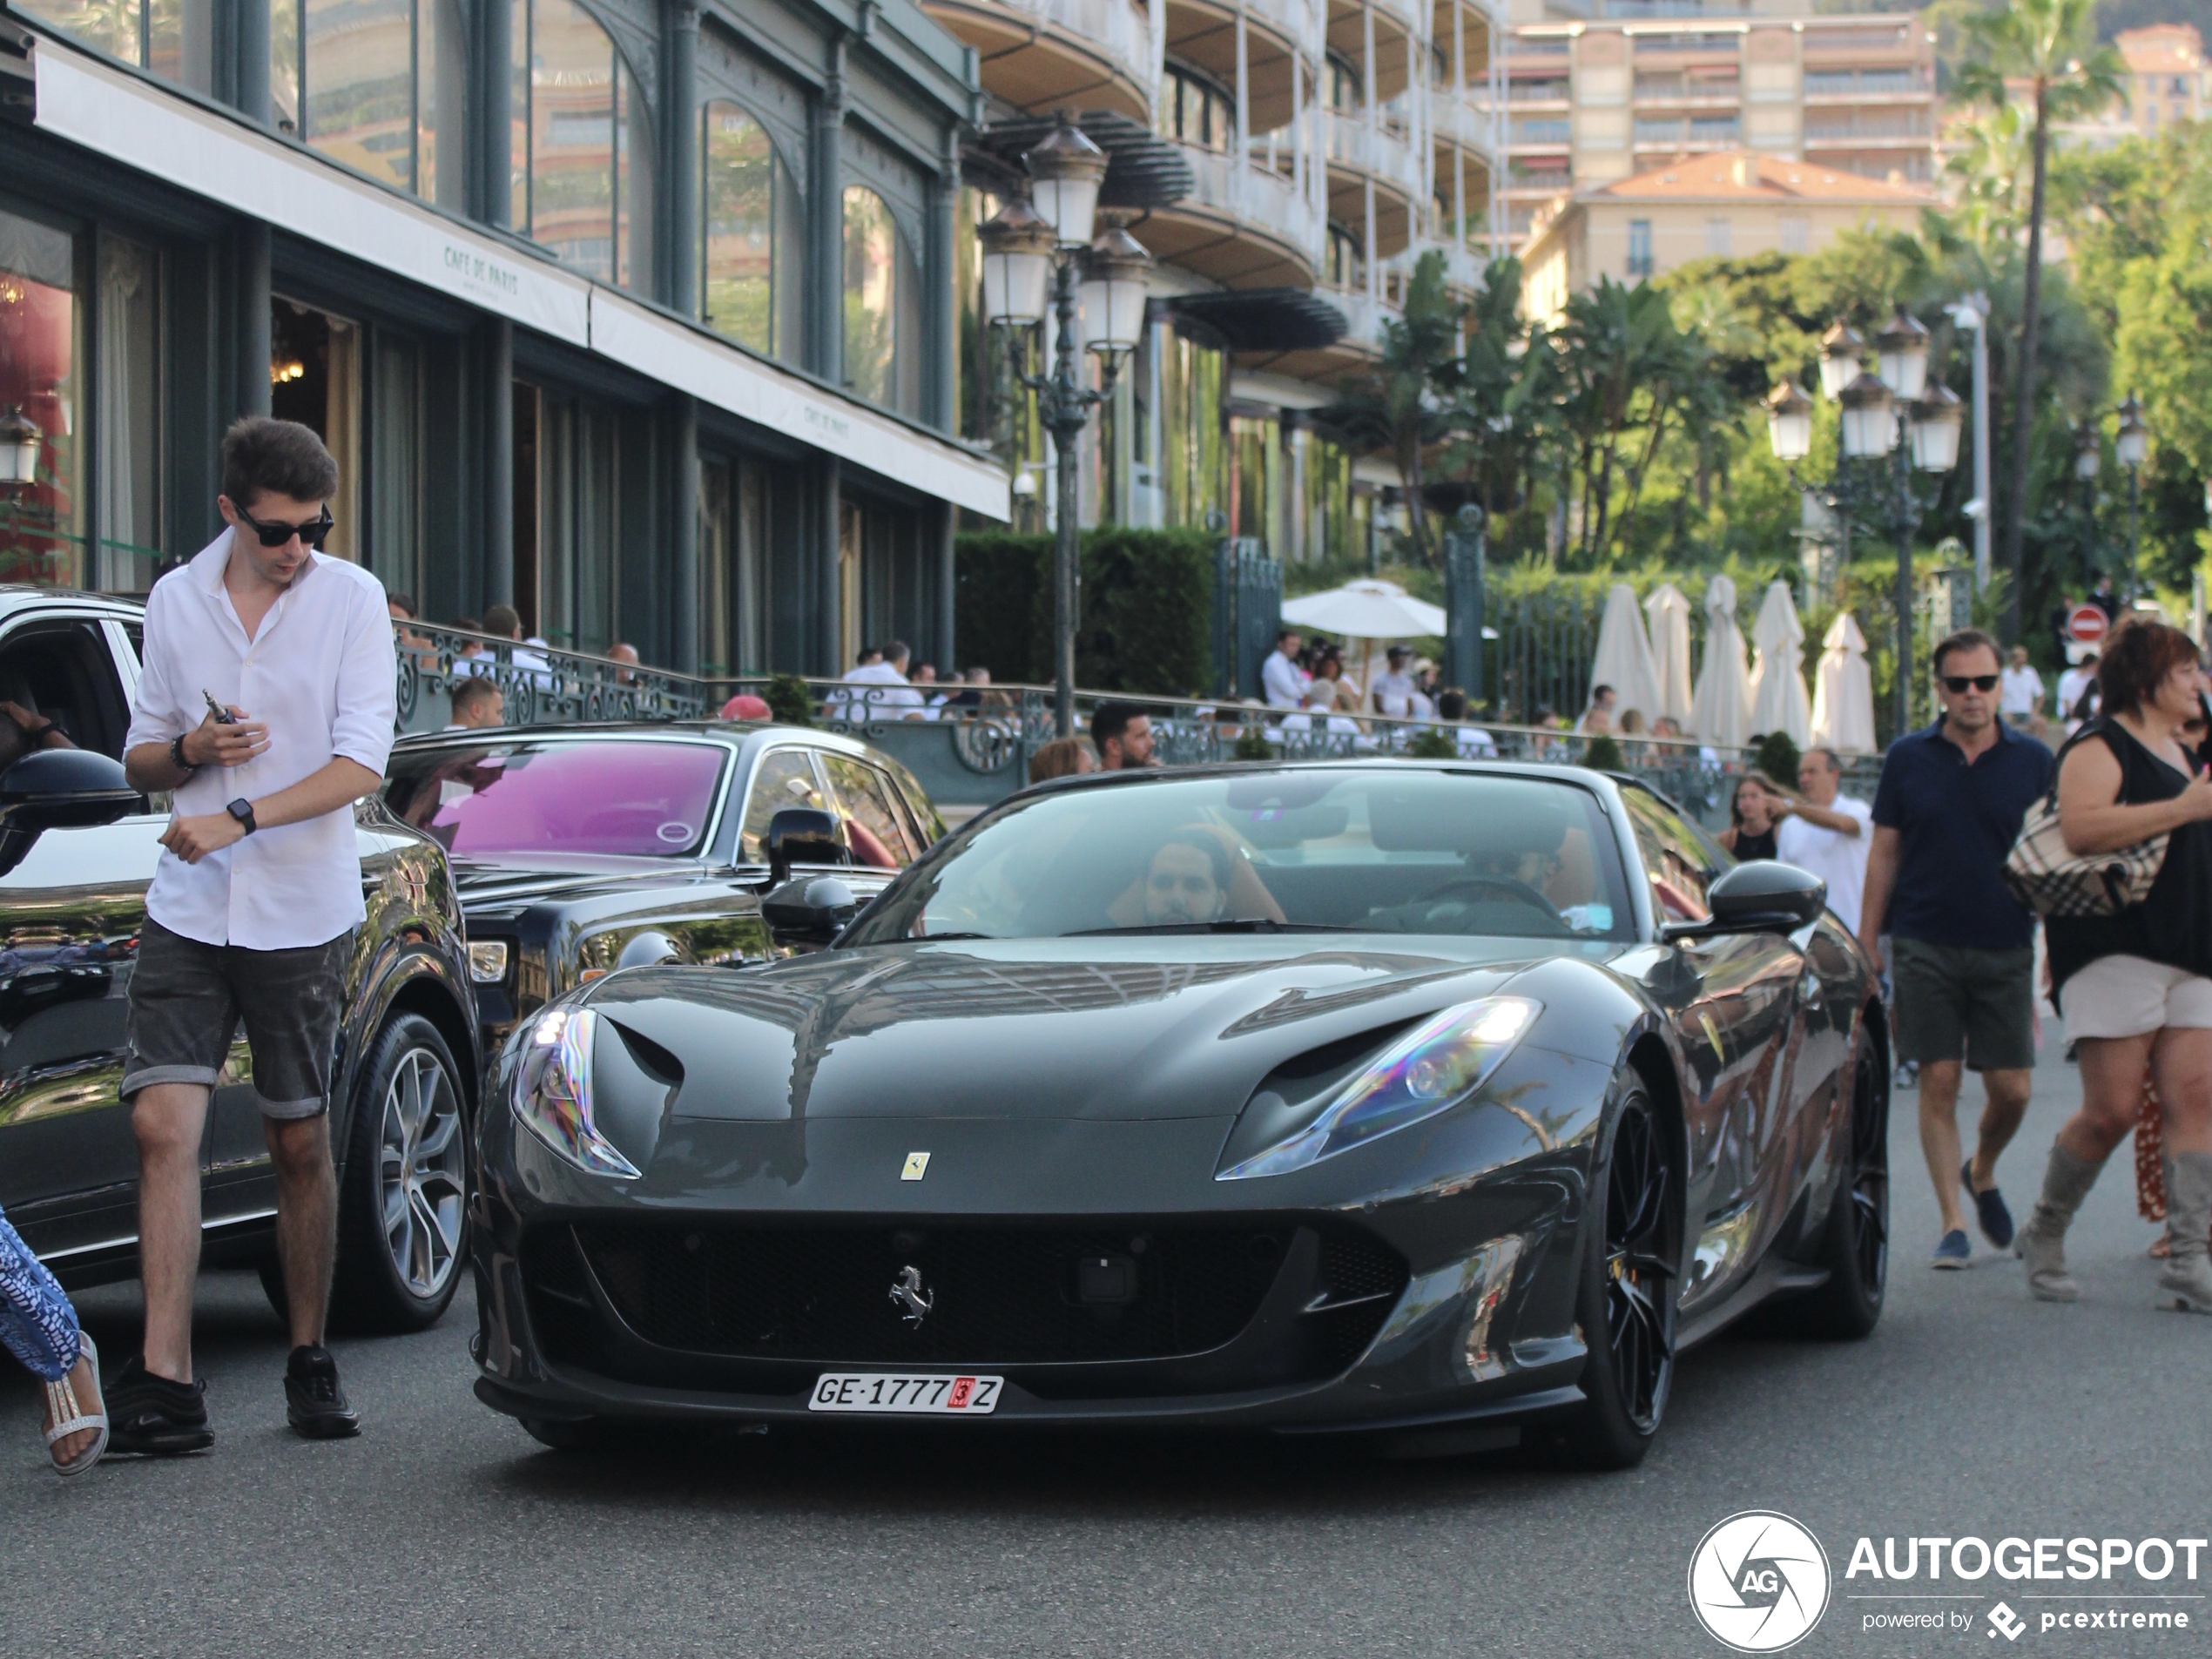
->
[233,501,334,550]
[1939,673,2000,693]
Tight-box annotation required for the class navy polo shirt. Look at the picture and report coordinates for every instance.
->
[1871,718,2054,952]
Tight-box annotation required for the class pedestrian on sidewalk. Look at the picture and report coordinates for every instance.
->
[1858,629,2054,1270]
[107,415,398,1453]
[1772,746,1874,934]
[1717,771,1786,860]
[2015,617,2212,1312]
[1,1204,107,1476]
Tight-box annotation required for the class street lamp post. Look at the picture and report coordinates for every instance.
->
[2116,393,2148,607]
[975,118,1145,738]
[1768,306,1959,738]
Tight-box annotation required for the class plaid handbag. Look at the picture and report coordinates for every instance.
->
[2002,731,2169,917]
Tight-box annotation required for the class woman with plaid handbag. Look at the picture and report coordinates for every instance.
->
[2018,618,2212,1312]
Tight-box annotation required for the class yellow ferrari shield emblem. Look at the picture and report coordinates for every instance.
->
[900,1151,931,1182]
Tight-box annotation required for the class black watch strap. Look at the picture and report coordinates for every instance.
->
[226,798,257,835]
[170,733,198,772]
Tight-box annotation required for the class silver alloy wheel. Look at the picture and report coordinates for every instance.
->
[379,1046,466,1299]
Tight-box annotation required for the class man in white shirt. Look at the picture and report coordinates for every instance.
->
[2000,645,2044,725]
[2054,651,2099,728]
[1773,745,1874,934]
[840,640,927,718]
[1369,645,1419,716]
[111,418,397,1453]
[1261,629,1306,711]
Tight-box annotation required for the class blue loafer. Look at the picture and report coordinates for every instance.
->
[1931,1229,1972,1269]
[1961,1160,2016,1249]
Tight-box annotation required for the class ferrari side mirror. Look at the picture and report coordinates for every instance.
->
[765,806,847,887]
[1676,860,1827,938]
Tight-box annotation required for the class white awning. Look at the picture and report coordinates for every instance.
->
[30,40,1009,520]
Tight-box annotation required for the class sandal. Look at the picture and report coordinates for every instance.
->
[43,1333,108,1477]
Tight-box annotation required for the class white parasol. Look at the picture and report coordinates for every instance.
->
[1644,582,1696,726]
[1747,579,1813,746]
[1588,582,1663,725]
[1810,610,1878,752]
[1279,578,1447,639]
[1689,575,1754,748]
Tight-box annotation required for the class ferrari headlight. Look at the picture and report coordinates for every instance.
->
[511,1007,640,1178]
[1217,996,1541,1180]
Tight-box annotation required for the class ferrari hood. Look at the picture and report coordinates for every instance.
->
[583,936,1613,1123]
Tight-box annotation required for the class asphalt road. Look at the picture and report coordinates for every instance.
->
[3,1055,2207,1659]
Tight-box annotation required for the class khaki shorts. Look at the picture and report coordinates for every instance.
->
[2061,954,2212,1043]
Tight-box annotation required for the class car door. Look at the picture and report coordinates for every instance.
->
[0,611,164,1262]
[817,751,922,878]
[1617,785,1806,1312]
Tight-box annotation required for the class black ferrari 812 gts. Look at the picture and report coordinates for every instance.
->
[469,760,1888,1466]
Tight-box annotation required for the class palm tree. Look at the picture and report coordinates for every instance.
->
[1313,251,1466,565]
[1953,0,2123,642]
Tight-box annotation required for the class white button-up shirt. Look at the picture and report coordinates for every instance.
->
[1261,650,1307,711]
[125,531,399,950]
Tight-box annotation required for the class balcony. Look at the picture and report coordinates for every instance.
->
[1326,111,1421,193]
[1433,88,1505,163]
[1633,115,1739,148]
[1803,68,1929,98]
[1143,141,1323,287]
[922,0,1152,121]
[1319,282,1404,356]
[1507,79,1571,104]
[1511,117,1573,145]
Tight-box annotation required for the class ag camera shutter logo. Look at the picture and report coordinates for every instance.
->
[1688,1511,1832,1652]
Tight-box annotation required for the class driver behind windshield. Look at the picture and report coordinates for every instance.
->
[1143,832,1233,926]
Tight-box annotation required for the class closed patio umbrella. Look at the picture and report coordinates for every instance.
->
[1810,611,1878,753]
[1644,582,1695,727]
[1689,575,1754,748]
[1747,579,1812,746]
[1588,582,1662,725]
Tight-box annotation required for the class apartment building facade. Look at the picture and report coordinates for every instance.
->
[0,0,1003,677]
[1500,2,1935,247]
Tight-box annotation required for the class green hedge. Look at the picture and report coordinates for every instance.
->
[954,527,1216,696]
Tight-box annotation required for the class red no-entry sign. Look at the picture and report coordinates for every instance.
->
[2066,603,2108,646]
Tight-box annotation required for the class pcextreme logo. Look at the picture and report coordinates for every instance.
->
[1688,1511,1833,1653]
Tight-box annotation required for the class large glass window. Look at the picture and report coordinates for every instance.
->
[511,0,654,291]
[842,185,920,417]
[534,388,618,654]
[701,101,804,363]
[1161,63,1235,152]
[95,236,162,593]
[0,207,84,588]
[269,296,360,562]
[16,0,214,92]
[698,455,768,677]
[266,0,465,208]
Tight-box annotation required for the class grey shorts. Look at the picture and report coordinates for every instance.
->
[1890,936,2037,1072]
[122,919,354,1119]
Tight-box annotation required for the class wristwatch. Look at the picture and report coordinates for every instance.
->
[226,798,257,836]
[170,733,198,773]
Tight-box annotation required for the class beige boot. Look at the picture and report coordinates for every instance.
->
[2155,1152,2212,1314]
[2014,1146,2105,1302]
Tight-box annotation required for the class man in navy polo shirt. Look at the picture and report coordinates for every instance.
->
[1860,629,2054,1269]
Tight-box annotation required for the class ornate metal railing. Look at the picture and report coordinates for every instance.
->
[393,623,710,731]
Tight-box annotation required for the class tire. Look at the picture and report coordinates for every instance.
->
[327,1012,471,1334]
[1552,1076,1681,1471]
[1766,1039,1889,1340]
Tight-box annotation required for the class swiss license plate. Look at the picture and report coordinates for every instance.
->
[808,1372,1002,1414]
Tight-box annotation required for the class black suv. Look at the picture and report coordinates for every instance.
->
[0,587,479,1332]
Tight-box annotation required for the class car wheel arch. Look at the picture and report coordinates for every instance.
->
[334,948,481,1170]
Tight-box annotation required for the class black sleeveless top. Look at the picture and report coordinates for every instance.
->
[2047,716,2212,1000]
[1730,824,1779,862]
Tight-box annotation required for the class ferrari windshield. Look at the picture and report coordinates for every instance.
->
[384,739,727,859]
[841,769,1637,944]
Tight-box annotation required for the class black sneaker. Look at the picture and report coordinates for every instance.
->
[285,1345,361,1440]
[106,1355,214,1454]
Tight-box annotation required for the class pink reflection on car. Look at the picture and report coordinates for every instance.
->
[430,742,726,857]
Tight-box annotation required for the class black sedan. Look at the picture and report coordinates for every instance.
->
[382,721,945,1058]
[468,761,1887,1466]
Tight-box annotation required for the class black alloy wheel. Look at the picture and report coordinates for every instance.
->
[1769,1036,1889,1339]
[1555,1076,1681,1469]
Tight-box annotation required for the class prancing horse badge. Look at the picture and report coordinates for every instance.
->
[900,1151,931,1181]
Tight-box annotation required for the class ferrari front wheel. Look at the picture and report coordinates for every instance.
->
[1554,1076,1681,1470]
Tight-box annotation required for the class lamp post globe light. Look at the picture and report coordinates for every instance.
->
[1768,311,1959,738]
[0,405,38,489]
[2116,393,2149,604]
[980,118,1149,737]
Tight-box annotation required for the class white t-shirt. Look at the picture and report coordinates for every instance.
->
[2054,666,2098,723]
[1455,725,1498,758]
[1370,670,1418,715]
[2000,664,2044,717]
[1775,794,1874,936]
